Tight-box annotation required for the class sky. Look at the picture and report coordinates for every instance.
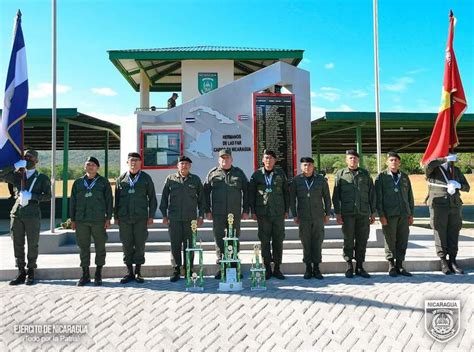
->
[1,0,473,124]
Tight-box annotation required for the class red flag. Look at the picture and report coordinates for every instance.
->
[421,12,467,165]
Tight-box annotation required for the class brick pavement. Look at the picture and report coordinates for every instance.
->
[0,272,472,351]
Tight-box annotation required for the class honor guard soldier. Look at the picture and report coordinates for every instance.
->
[249,150,289,280]
[0,150,51,285]
[70,157,113,286]
[425,154,470,274]
[204,148,249,279]
[290,157,331,279]
[375,152,414,277]
[159,156,205,282]
[115,152,157,283]
[333,150,376,278]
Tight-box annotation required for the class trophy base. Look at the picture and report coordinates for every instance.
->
[218,281,243,292]
[186,286,204,292]
[251,286,267,291]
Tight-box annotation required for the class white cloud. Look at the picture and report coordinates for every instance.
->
[91,87,118,96]
[85,111,134,125]
[392,96,401,103]
[302,58,311,64]
[30,82,71,99]
[351,89,368,98]
[310,91,317,98]
[406,68,428,75]
[337,104,355,112]
[381,77,414,92]
[312,87,340,102]
[311,105,327,120]
[324,62,335,69]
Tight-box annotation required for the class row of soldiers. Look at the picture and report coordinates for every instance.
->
[0,148,469,286]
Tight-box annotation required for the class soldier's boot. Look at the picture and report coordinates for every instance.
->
[388,259,398,277]
[94,266,103,286]
[272,264,285,280]
[77,267,91,286]
[265,264,272,280]
[303,263,312,280]
[9,267,26,286]
[345,261,354,279]
[135,265,145,283]
[170,266,180,282]
[440,257,451,275]
[120,264,135,284]
[396,260,412,277]
[313,264,324,280]
[25,268,35,286]
[449,256,464,274]
[355,262,371,278]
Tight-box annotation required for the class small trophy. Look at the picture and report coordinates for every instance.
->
[185,220,204,291]
[218,213,243,291]
[250,244,266,291]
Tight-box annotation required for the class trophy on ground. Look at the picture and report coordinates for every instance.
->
[218,213,243,291]
[250,244,266,291]
[185,220,204,291]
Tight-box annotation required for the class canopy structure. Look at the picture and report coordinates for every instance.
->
[108,46,304,92]
[311,111,474,168]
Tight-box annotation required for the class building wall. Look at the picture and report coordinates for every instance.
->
[181,60,234,102]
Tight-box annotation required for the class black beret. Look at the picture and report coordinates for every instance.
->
[300,157,314,163]
[178,155,192,163]
[86,156,100,167]
[263,149,277,158]
[387,151,401,160]
[24,149,39,158]
[346,149,360,157]
[127,152,141,160]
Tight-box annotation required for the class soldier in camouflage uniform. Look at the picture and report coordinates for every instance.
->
[0,150,51,285]
[70,156,113,286]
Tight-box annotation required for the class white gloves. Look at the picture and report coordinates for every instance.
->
[14,159,27,169]
[446,180,461,195]
[449,180,461,189]
[19,191,32,207]
[446,154,458,162]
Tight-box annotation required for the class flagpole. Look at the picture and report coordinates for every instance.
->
[373,0,382,173]
[17,10,26,192]
[50,0,57,232]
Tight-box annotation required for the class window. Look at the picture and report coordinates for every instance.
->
[140,129,183,169]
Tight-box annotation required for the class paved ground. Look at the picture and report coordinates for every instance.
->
[0,272,472,351]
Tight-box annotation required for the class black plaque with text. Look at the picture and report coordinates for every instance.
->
[254,94,295,179]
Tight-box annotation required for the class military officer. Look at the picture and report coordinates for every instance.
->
[115,152,157,283]
[204,148,249,279]
[290,157,331,279]
[70,156,113,286]
[333,150,376,278]
[159,156,205,282]
[0,150,51,285]
[425,153,470,274]
[375,152,414,277]
[249,150,289,280]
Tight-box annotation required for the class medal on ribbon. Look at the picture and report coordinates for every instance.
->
[83,176,98,198]
[128,171,141,194]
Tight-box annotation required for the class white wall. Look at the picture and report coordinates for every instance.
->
[181,60,234,102]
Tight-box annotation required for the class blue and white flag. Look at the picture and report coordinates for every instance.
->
[0,11,28,168]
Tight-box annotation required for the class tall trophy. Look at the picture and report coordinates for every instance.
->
[250,244,266,291]
[218,214,243,291]
[185,220,204,291]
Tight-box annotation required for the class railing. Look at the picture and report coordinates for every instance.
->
[135,107,168,113]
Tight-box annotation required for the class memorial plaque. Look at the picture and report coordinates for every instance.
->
[254,94,296,179]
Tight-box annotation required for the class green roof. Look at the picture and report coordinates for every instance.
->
[108,46,304,92]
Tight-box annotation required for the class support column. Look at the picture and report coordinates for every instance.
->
[61,123,69,222]
[105,131,109,179]
[316,137,321,172]
[139,69,150,109]
[356,126,364,167]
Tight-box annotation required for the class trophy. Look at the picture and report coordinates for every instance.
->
[185,220,204,291]
[250,244,266,291]
[218,214,243,291]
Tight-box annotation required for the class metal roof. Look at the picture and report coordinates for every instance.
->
[108,46,304,92]
[0,108,120,150]
[312,111,474,154]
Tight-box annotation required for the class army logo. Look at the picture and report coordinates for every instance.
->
[198,72,218,94]
[425,300,460,342]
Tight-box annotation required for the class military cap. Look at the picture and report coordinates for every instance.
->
[86,156,100,167]
[300,157,314,163]
[263,149,277,158]
[24,149,38,158]
[127,152,141,160]
[346,149,360,158]
[219,148,232,157]
[387,151,401,160]
[178,155,192,163]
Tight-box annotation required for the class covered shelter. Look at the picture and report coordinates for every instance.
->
[311,111,474,169]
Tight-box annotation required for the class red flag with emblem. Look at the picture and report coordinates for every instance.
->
[421,11,467,165]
